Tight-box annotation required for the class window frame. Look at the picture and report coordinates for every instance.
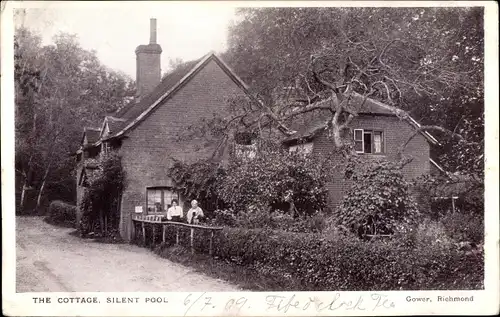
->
[353,129,385,154]
[146,187,180,214]
[354,129,364,153]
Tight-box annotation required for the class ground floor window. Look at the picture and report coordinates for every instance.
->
[146,187,179,213]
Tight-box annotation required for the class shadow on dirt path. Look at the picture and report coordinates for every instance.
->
[16,217,239,292]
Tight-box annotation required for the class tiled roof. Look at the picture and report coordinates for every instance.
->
[283,93,439,145]
[102,52,250,141]
[115,58,202,121]
[84,127,101,144]
[104,116,127,135]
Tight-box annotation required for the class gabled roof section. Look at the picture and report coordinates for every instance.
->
[104,52,251,141]
[283,92,440,146]
[82,127,101,145]
[99,116,127,139]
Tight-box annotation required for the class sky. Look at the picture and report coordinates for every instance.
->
[14,2,237,78]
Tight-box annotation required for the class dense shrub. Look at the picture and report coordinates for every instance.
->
[168,160,227,211]
[218,148,332,216]
[209,208,327,233]
[441,212,484,245]
[210,209,237,227]
[45,200,77,228]
[207,227,483,290]
[336,158,420,237]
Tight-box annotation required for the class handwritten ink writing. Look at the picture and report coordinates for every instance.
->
[183,293,206,316]
[265,293,394,313]
[371,293,395,310]
[201,296,213,311]
[225,297,248,313]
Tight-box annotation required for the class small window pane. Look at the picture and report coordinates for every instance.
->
[354,141,363,152]
[147,189,163,212]
[374,132,383,153]
[354,129,363,141]
[363,132,372,153]
[164,190,178,209]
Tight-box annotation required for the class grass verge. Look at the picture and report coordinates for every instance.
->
[153,243,298,291]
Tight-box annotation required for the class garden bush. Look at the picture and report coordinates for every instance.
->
[440,212,484,245]
[210,209,238,227]
[336,158,420,237]
[210,208,328,233]
[208,227,483,290]
[45,200,77,228]
[218,148,332,216]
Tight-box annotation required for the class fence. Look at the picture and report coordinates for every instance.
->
[131,214,223,255]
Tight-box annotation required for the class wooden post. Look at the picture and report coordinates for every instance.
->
[132,221,136,242]
[451,197,456,213]
[142,222,146,245]
[152,224,156,247]
[176,227,179,245]
[209,230,214,256]
[162,224,166,243]
[190,228,194,254]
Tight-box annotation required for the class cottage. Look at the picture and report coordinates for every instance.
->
[281,93,445,207]
[75,18,445,241]
[75,19,250,240]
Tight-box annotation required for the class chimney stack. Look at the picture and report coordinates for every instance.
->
[135,18,162,101]
[150,18,157,44]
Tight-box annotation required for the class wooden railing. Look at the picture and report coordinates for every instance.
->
[131,214,223,255]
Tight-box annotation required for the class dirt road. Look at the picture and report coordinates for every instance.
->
[16,217,239,292]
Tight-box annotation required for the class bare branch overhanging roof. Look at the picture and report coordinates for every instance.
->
[283,92,440,146]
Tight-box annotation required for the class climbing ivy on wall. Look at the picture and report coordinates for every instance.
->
[79,153,125,236]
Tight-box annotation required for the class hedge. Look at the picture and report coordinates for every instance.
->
[198,228,483,291]
[45,200,77,228]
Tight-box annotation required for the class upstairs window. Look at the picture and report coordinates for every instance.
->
[146,187,179,213]
[102,142,110,154]
[354,129,384,154]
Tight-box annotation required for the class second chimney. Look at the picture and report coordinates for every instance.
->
[135,18,162,101]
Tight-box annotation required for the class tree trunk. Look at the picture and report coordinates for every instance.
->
[20,182,28,211]
[35,162,51,213]
[116,193,122,230]
[99,209,105,235]
[19,155,34,212]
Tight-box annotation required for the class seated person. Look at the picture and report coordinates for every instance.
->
[187,200,204,224]
[166,199,183,222]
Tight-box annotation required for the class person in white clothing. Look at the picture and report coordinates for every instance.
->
[187,200,204,224]
[166,199,183,222]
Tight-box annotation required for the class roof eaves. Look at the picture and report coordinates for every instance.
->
[353,93,440,146]
[430,158,450,177]
[406,116,441,146]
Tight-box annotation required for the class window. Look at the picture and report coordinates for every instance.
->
[234,132,257,160]
[353,129,384,154]
[235,144,257,159]
[146,187,179,213]
[102,142,110,154]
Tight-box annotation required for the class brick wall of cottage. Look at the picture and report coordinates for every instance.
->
[313,114,430,207]
[117,59,246,240]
